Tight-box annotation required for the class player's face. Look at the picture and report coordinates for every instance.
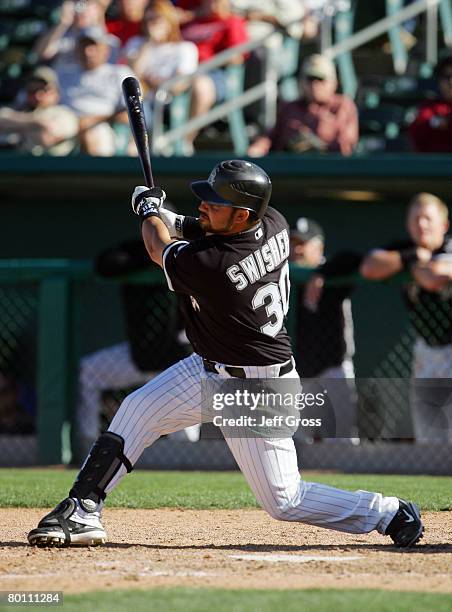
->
[198,201,241,234]
[289,236,324,266]
[407,203,449,250]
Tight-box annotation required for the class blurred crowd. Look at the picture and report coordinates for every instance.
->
[1,0,452,156]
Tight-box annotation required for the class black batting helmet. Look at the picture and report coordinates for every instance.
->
[190,159,272,220]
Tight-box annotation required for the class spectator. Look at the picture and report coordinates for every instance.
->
[58,27,135,155]
[248,53,359,156]
[77,239,198,456]
[301,1,352,40]
[290,217,361,440]
[0,67,78,155]
[409,55,452,153]
[230,0,304,40]
[181,0,249,148]
[360,193,452,442]
[32,0,113,75]
[106,0,149,47]
[123,4,198,106]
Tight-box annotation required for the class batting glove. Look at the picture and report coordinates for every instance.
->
[131,186,166,220]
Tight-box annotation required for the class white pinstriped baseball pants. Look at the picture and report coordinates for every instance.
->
[106,353,398,534]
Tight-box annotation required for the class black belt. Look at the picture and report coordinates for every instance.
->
[203,358,293,378]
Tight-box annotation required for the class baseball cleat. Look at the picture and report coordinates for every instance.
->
[385,499,424,547]
[28,497,106,548]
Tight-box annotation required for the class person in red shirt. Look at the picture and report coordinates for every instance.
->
[248,54,359,157]
[409,56,452,153]
[181,0,249,148]
[106,0,148,47]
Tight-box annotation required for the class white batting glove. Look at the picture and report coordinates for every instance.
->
[131,185,166,220]
[159,206,186,238]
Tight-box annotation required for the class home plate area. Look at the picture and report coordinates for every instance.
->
[1,508,451,594]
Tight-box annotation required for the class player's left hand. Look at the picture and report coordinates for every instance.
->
[131,186,166,220]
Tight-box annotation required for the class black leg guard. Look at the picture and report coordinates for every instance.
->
[70,432,133,505]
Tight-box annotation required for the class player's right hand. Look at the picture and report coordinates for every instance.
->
[131,186,166,220]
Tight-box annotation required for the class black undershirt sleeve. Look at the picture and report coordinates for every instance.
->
[318,251,363,278]
[180,216,206,241]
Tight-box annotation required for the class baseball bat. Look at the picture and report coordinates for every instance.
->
[122,76,154,188]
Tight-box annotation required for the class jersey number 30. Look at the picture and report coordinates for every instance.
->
[252,262,290,337]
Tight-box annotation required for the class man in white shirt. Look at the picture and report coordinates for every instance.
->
[0,66,79,155]
[32,0,118,76]
[59,26,135,155]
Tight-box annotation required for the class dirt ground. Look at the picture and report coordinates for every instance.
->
[0,509,451,594]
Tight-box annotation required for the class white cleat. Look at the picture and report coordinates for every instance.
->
[28,497,107,547]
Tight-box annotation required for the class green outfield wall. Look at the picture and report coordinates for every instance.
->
[1,153,451,463]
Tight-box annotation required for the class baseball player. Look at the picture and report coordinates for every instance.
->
[361,192,452,442]
[28,160,423,548]
[290,218,361,441]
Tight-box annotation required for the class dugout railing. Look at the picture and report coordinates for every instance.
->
[0,259,451,474]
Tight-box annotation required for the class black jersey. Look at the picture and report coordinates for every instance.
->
[294,251,361,377]
[384,236,452,346]
[162,207,293,365]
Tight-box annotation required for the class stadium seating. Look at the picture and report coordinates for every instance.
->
[0,0,451,155]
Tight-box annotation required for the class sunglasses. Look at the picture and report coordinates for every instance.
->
[304,75,326,82]
[439,73,452,82]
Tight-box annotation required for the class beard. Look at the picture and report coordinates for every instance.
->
[198,209,237,234]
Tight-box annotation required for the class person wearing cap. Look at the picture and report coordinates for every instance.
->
[57,26,136,155]
[290,217,361,441]
[32,0,116,76]
[0,66,79,155]
[248,53,359,157]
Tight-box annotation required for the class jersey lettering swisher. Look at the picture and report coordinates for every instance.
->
[162,207,293,365]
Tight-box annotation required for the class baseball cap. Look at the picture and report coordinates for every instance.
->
[27,66,59,88]
[291,217,325,243]
[301,54,337,81]
[78,26,118,46]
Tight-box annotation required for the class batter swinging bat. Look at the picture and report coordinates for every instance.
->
[122,76,154,188]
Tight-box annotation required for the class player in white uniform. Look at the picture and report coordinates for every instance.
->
[28,160,424,548]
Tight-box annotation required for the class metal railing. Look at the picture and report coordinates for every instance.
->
[150,0,452,154]
[323,0,451,70]
[152,34,280,156]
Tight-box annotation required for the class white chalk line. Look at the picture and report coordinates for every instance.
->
[1,569,214,579]
[230,554,361,563]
